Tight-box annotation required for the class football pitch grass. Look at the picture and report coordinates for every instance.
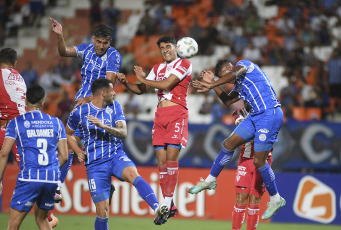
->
[0,214,340,230]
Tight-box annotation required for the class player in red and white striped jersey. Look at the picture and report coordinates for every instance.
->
[0,48,26,166]
[117,35,192,224]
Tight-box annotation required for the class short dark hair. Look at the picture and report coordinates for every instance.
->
[0,48,17,66]
[93,24,113,40]
[214,59,231,77]
[26,85,45,104]
[157,35,176,47]
[91,78,112,95]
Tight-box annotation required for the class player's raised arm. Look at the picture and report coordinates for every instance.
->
[49,17,77,57]
[117,72,149,95]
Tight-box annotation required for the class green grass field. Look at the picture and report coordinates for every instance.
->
[0,214,339,230]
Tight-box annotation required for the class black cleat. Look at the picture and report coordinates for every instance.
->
[168,200,178,218]
[154,204,169,225]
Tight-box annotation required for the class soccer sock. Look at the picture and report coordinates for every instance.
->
[257,162,279,199]
[60,153,74,184]
[133,176,159,211]
[94,216,108,230]
[165,161,179,208]
[158,165,167,198]
[205,174,217,183]
[232,204,246,230]
[246,204,260,230]
[210,146,234,177]
[48,212,54,222]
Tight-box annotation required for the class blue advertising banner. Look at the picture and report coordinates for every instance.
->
[272,172,341,225]
[123,119,341,172]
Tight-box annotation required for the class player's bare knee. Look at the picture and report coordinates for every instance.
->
[222,139,235,151]
[253,157,266,168]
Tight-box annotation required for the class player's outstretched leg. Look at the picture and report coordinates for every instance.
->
[154,204,169,225]
[168,199,178,219]
[187,177,217,194]
[261,197,286,220]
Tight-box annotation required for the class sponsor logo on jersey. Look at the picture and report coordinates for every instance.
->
[236,166,247,182]
[45,203,54,207]
[119,156,131,162]
[25,201,33,207]
[293,176,336,224]
[258,129,269,133]
[8,73,24,82]
[178,66,188,73]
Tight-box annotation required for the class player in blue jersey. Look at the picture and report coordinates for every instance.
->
[191,59,286,220]
[0,85,68,229]
[66,78,168,229]
[50,17,121,207]
[50,17,122,107]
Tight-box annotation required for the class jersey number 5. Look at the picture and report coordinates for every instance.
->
[37,139,49,166]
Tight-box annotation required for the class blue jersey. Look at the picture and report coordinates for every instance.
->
[232,59,281,114]
[5,110,66,183]
[74,44,122,99]
[67,101,125,165]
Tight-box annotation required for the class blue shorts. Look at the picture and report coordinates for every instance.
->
[86,153,136,203]
[10,180,57,212]
[234,107,283,152]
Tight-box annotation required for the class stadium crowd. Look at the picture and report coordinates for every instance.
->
[1,0,341,123]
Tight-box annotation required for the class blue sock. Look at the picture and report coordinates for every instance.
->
[133,176,159,211]
[94,216,108,230]
[257,162,278,196]
[210,146,234,177]
[60,153,74,183]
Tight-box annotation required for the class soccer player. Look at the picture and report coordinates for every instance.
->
[0,85,68,230]
[117,35,192,220]
[50,17,121,206]
[0,48,60,228]
[189,106,273,230]
[66,78,168,229]
[191,59,286,220]
[0,48,26,166]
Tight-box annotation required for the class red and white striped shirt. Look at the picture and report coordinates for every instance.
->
[0,68,26,120]
[146,58,192,109]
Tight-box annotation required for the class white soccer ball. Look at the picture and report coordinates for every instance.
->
[177,37,198,59]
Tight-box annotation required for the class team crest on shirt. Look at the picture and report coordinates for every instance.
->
[106,107,113,114]
[259,134,267,141]
[24,121,30,128]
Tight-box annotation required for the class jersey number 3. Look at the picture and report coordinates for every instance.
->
[37,138,49,166]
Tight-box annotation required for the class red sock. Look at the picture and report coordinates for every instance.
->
[158,165,167,198]
[246,204,260,230]
[48,212,54,222]
[164,161,179,197]
[232,204,246,230]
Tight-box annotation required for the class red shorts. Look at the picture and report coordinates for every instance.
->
[234,155,273,198]
[0,123,20,164]
[152,105,188,148]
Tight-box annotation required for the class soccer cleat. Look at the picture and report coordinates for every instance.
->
[49,213,59,228]
[54,190,62,203]
[261,197,286,220]
[154,204,169,225]
[187,178,217,194]
[168,200,178,219]
[109,184,115,206]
